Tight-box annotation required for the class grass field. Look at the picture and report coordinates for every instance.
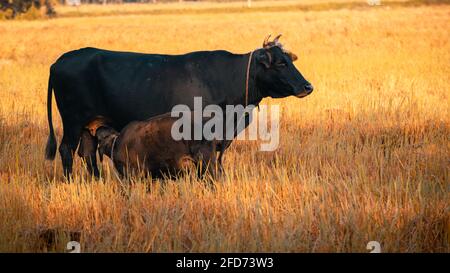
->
[0,1,449,252]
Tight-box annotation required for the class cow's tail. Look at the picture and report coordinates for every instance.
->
[45,72,57,160]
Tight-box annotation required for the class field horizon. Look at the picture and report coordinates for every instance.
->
[0,1,449,252]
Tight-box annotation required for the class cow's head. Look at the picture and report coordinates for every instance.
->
[254,35,313,98]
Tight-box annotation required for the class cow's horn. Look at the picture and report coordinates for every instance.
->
[263,34,272,48]
[273,34,282,44]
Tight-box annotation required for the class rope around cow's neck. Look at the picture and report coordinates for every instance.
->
[245,50,254,107]
[228,50,254,146]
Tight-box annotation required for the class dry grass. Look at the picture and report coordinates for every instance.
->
[53,0,414,18]
[0,2,449,252]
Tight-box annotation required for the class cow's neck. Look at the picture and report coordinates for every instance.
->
[244,52,264,107]
[213,52,264,108]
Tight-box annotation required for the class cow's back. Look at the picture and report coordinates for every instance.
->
[49,47,243,132]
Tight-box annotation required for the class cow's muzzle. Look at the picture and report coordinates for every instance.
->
[295,83,314,98]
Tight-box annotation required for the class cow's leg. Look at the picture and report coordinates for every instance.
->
[200,144,219,180]
[59,139,74,179]
[200,156,218,191]
[87,154,100,178]
[59,128,81,179]
[217,140,227,176]
[77,130,99,178]
[206,158,218,179]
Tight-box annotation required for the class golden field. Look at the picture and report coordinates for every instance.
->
[0,1,449,252]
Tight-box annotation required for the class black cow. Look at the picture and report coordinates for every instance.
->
[45,35,313,178]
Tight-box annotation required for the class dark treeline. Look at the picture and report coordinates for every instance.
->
[1,0,55,18]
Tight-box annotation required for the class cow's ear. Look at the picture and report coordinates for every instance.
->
[286,50,298,62]
[256,50,271,68]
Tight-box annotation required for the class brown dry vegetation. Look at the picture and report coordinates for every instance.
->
[0,1,449,252]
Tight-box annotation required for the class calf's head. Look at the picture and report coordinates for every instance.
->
[95,126,119,162]
[254,35,313,99]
